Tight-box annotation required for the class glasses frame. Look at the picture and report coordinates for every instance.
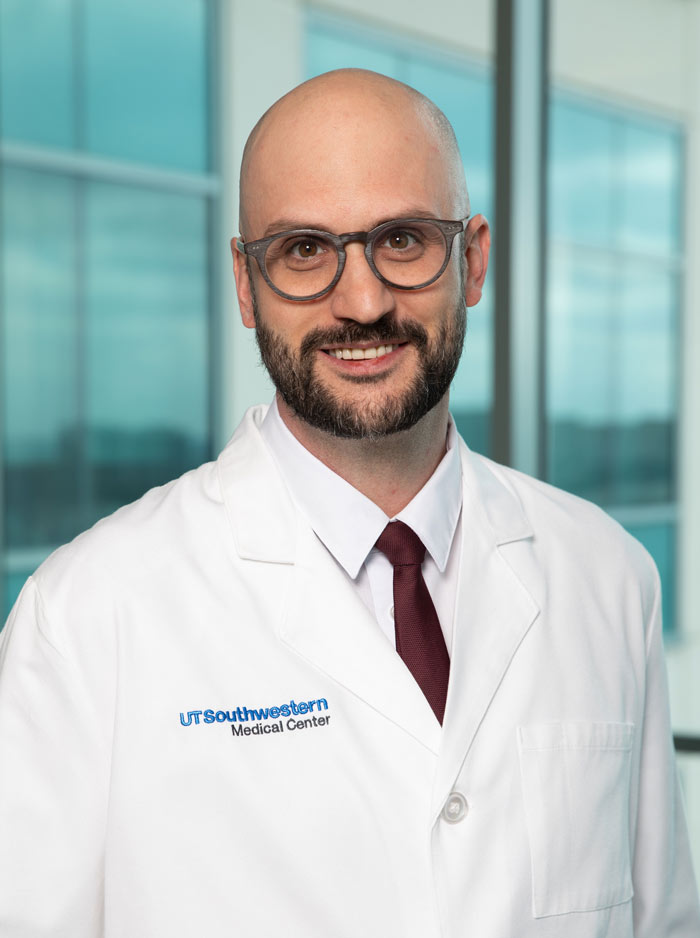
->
[235,216,470,301]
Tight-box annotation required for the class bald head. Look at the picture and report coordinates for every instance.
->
[238,69,469,238]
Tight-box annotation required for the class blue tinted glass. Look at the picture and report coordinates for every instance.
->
[547,249,616,503]
[549,97,615,245]
[0,0,75,147]
[611,263,677,505]
[619,121,682,255]
[452,289,493,454]
[2,167,81,548]
[306,23,399,76]
[406,59,493,219]
[624,521,676,632]
[547,249,677,506]
[84,0,208,170]
[84,183,209,522]
[548,97,681,506]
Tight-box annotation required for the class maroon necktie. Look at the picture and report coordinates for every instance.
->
[374,521,450,724]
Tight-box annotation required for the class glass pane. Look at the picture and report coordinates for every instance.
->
[547,249,615,503]
[0,0,76,147]
[611,263,677,506]
[84,183,209,522]
[549,97,615,246]
[84,0,209,170]
[406,59,493,220]
[306,23,398,76]
[547,250,677,508]
[452,291,493,456]
[619,120,682,256]
[1,167,80,549]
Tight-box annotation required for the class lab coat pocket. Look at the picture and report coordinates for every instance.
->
[517,721,635,918]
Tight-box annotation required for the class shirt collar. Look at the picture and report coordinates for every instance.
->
[260,398,462,578]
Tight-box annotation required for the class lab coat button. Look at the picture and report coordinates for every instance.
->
[442,792,468,824]
[389,605,395,620]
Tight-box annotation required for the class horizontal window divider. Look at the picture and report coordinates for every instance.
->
[552,82,688,131]
[675,735,700,754]
[0,142,220,196]
[306,3,493,75]
[4,547,59,575]
[548,237,684,269]
[604,502,677,526]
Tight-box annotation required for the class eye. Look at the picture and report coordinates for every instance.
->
[383,229,418,250]
[289,238,326,259]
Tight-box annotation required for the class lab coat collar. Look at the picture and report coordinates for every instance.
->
[218,406,540,757]
[218,405,534,563]
[217,405,297,564]
[259,397,462,578]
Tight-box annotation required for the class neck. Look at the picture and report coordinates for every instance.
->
[276,393,451,517]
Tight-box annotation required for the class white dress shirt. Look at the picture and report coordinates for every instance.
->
[260,398,463,653]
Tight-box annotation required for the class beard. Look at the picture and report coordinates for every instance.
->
[252,293,467,441]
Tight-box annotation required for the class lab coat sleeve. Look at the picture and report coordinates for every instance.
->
[0,575,112,938]
[632,568,700,936]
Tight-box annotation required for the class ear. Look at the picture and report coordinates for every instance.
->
[463,215,491,308]
[231,237,256,329]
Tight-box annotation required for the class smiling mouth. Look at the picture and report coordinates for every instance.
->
[322,343,404,361]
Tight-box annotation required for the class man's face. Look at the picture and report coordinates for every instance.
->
[251,271,467,440]
[234,81,488,439]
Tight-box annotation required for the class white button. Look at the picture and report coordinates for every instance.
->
[389,605,395,620]
[442,792,468,824]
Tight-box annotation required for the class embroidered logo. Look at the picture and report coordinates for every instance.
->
[179,696,331,737]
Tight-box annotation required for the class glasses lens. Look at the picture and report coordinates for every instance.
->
[371,221,448,288]
[264,232,339,298]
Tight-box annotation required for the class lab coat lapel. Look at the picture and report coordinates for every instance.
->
[219,407,441,754]
[281,520,442,754]
[432,442,540,816]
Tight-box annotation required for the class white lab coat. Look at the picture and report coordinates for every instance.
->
[0,404,697,938]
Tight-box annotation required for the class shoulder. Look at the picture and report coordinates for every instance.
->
[31,458,221,619]
[461,444,659,603]
[34,405,273,603]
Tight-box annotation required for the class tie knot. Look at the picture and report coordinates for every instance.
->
[374,521,426,567]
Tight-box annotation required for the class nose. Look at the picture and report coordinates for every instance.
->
[328,242,396,323]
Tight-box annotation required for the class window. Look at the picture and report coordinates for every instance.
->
[0,0,216,618]
[546,93,682,630]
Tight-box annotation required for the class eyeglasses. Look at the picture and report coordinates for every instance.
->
[235,216,470,301]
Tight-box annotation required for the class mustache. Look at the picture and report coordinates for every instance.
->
[299,317,429,357]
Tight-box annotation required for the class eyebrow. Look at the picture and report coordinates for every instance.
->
[261,209,442,239]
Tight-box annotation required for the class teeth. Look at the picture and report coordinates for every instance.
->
[330,345,395,360]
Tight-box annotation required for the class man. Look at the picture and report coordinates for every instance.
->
[0,69,698,937]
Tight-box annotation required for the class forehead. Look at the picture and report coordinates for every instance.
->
[243,89,458,237]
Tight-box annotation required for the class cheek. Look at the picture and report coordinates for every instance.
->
[254,297,308,341]
[400,279,459,325]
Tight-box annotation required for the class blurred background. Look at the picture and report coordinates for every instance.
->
[1,0,699,879]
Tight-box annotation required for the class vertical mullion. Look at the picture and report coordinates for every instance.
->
[207,0,221,459]
[492,1,513,466]
[493,0,548,476]
[0,75,5,620]
[73,0,90,530]
[0,0,10,619]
